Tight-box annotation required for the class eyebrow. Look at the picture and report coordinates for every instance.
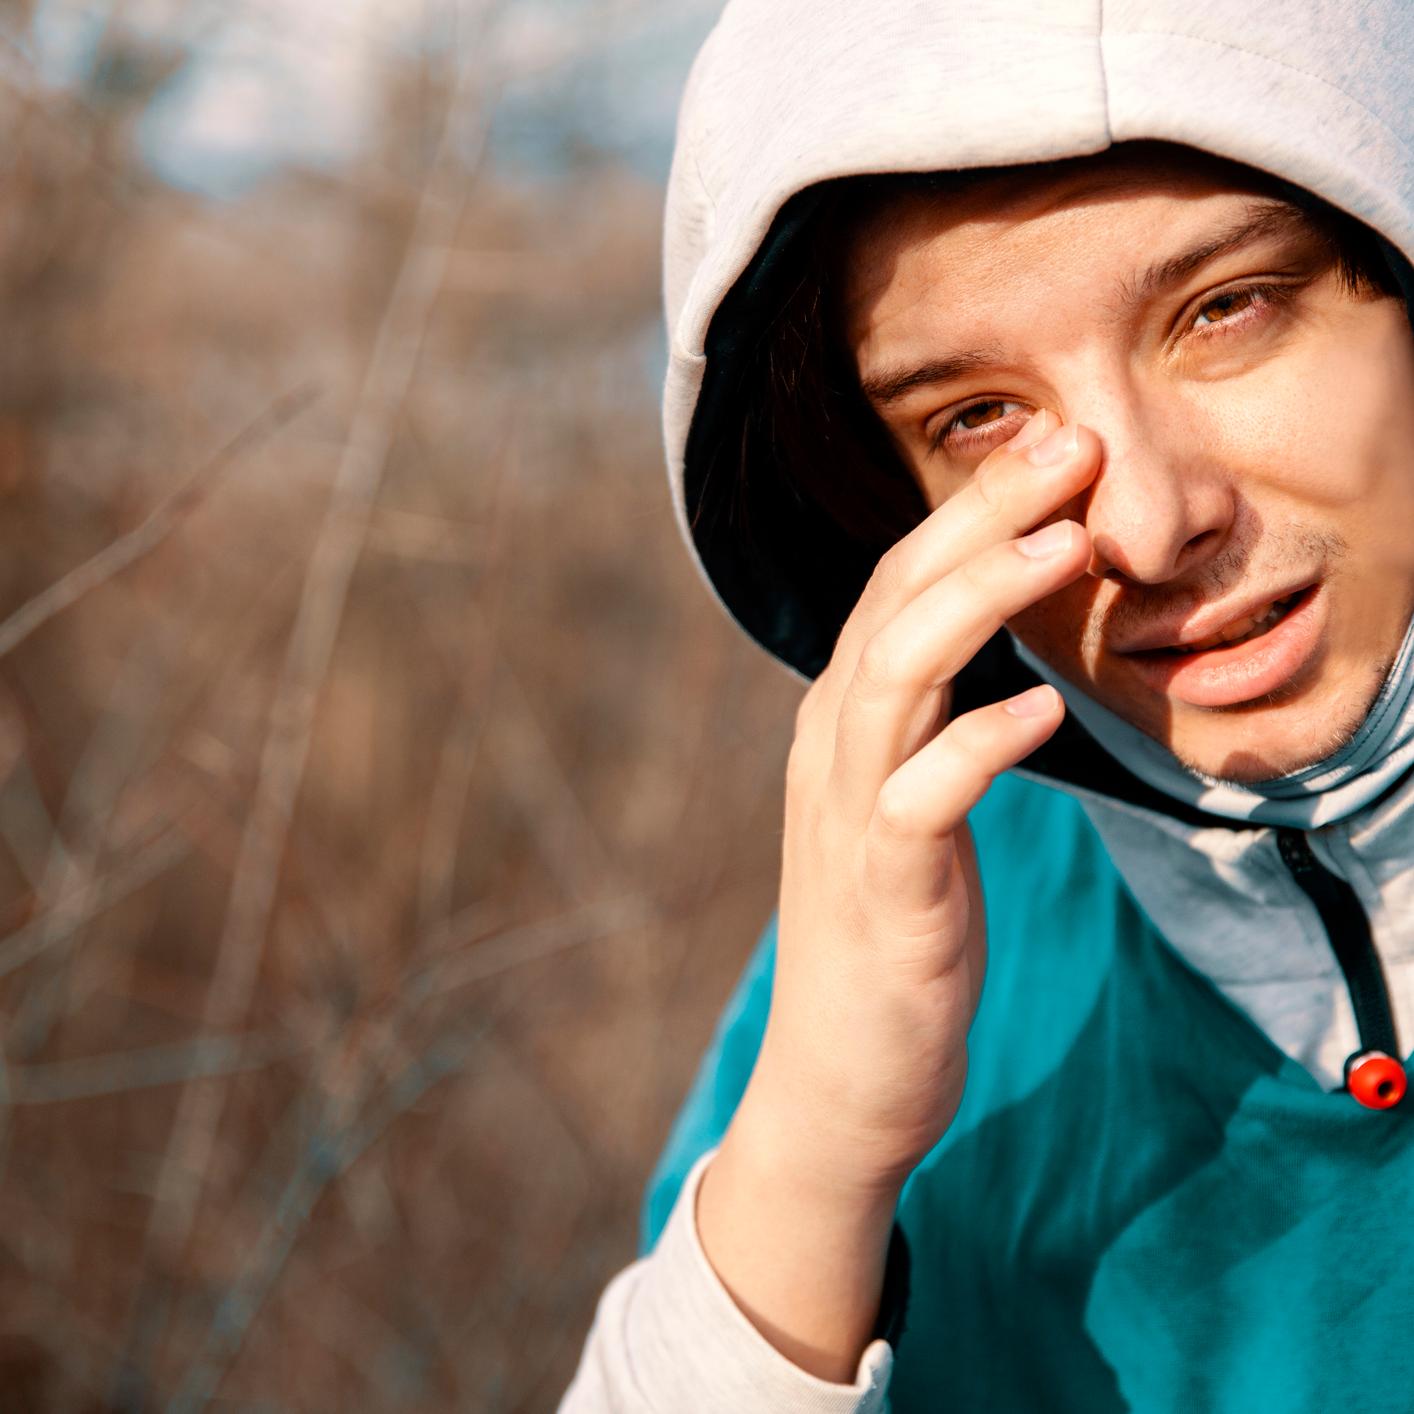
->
[1115,197,1311,307]
[858,197,1314,409]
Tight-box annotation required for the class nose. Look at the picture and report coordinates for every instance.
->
[1076,406,1236,584]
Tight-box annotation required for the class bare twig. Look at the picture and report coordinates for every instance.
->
[0,828,188,983]
[8,1032,292,1104]
[406,894,650,1004]
[415,420,520,938]
[166,1024,490,1414]
[11,619,190,1058]
[0,385,316,663]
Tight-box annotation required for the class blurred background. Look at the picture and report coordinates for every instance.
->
[0,0,803,1407]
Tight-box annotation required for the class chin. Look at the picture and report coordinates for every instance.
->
[1170,740,1343,785]
[1154,680,1383,785]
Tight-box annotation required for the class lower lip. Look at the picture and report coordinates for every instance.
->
[1122,583,1326,709]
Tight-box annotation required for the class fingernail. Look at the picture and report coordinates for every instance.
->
[1026,424,1079,466]
[1004,684,1060,718]
[1006,409,1053,452]
[1017,521,1074,558]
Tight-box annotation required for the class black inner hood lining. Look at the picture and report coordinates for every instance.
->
[681,176,1414,833]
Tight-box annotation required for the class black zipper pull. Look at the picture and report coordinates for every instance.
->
[1275,827,1403,1107]
[1276,828,1322,879]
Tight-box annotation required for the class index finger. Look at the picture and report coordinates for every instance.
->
[831,412,1100,671]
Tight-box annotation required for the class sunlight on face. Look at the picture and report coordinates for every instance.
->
[842,145,1414,782]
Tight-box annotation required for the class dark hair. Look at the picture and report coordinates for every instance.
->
[685,145,1410,677]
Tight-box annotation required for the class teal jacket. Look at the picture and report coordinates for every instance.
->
[640,772,1414,1412]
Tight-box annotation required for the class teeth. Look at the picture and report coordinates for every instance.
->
[1168,595,1297,654]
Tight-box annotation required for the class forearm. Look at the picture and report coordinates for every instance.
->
[696,1086,902,1383]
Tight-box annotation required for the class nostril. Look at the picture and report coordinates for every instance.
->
[1180,528,1221,563]
[1084,546,1127,580]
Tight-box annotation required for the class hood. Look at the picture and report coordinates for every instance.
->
[660,0,1414,827]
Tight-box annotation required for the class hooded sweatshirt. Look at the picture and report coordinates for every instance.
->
[560,2,1414,1409]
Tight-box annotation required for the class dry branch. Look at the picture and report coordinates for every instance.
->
[0,385,317,663]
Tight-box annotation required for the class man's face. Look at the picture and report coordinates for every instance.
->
[842,146,1414,783]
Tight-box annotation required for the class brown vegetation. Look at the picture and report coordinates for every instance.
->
[0,5,797,1408]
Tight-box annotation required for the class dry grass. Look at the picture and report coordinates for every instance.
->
[0,7,801,1409]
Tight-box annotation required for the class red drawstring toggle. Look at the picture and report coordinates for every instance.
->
[1345,1050,1407,1110]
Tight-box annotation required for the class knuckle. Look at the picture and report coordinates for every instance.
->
[785,734,816,795]
[955,552,995,599]
[866,544,910,604]
[853,634,900,696]
[871,780,923,839]
[942,711,1001,772]
[972,455,1008,513]
[794,676,823,735]
[786,728,833,803]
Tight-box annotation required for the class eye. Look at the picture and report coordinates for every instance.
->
[927,398,1030,456]
[1183,282,1293,341]
[1191,287,1259,328]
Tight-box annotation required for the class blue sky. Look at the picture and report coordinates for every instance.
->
[25,0,721,198]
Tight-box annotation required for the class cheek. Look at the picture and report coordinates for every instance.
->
[1305,310,1414,576]
[1217,301,1414,514]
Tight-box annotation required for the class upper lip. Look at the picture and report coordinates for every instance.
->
[1112,580,1317,655]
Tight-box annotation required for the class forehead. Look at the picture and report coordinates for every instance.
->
[839,149,1283,338]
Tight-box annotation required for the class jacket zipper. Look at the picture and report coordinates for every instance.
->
[1275,827,1399,1062]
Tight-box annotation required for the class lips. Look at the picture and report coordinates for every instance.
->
[1113,580,1317,656]
[1118,582,1327,710]
[1159,591,1303,655]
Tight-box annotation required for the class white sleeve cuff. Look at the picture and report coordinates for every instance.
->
[560,1146,894,1412]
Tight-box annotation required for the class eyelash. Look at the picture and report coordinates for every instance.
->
[925,280,1297,457]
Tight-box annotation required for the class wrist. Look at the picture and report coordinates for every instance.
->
[720,1077,907,1223]
[727,1046,926,1207]
[698,1116,900,1382]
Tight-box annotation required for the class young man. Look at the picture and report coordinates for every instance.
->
[563,2,1414,1409]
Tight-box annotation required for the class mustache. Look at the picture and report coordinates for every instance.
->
[1084,524,1347,655]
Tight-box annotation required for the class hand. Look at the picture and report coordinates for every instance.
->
[733,408,1100,1201]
